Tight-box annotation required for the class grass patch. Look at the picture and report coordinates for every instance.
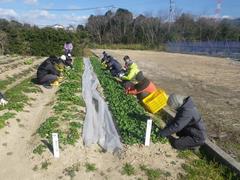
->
[24,58,33,65]
[84,162,97,172]
[32,165,38,171]
[139,165,163,180]
[0,112,15,128]
[41,161,51,170]
[0,78,42,112]
[178,150,238,180]
[91,43,166,51]
[121,163,135,176]
[63,163,81,179]
[33,144,47,155]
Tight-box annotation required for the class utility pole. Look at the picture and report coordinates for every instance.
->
[168,0,175,32]
[215,0,222,19]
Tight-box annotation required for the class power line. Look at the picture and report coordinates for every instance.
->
[42,5,116,12]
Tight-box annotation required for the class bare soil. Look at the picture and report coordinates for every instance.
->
[93,49,240,161]
[0,56,185,179]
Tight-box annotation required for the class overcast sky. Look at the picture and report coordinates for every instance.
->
[0,0,239,26]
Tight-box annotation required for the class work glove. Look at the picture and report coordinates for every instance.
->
[58,76,64,83]
[0,98,8,106]
[118,72,125,78]
[51,80,59,87]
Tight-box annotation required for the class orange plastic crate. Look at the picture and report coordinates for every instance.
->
[142,89,168,114]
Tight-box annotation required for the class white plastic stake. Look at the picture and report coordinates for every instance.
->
[52,133,60,158]
[145,119,152,146]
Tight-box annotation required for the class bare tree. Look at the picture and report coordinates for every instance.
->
[0,31,7,54]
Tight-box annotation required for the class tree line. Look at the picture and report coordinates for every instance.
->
[0,8,240,55]
[86,8,240,47]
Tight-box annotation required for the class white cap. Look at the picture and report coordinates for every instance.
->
[60,55,66,61]
[67,53,72,57]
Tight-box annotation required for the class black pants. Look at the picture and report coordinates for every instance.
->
[38,74,58,85]
[0,92,4,99]
[169,128,205,150]
[110,69,121,77]
[122,81,134,89]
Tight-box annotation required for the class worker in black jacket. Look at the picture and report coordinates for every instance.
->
[60,54,73,69]
[105,56,123,77]
[37,56,64,86]
[101,51,108,63]
[159,94,206,150]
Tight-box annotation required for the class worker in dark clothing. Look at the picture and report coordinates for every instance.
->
[65,54,73,68]
[0,92,8,106]
[105,56,123,77]
[37,56,64,86]
[61,54,73,69]
[101,51,108,63]
[126,72,157,101]
[159,94,206,150]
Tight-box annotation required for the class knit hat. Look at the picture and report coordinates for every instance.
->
[167,93,186,110]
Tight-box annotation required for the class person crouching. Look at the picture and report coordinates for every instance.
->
[37,56,64,87]
[159,94,206,150]
[126,72,157,101]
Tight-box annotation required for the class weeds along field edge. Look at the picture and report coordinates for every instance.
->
[34,57,85,155]
[90,56,239,180]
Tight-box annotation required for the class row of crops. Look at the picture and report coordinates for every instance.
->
[34,58,85,154]
[0,56,43,128]
[90,57,167,145]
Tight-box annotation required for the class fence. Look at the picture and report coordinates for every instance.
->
[166,41,240,60]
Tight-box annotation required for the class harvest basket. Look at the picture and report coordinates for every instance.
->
[142,89,168,114]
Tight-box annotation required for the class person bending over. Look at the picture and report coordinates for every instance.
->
[37,56,64,87]
[120,55,140,81]
[159,94,206,150]
[61,54,73,69]
[101,51,108,64]
[126,72,157,101]
[105,56,123,77]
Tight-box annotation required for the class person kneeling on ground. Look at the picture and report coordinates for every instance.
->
[61,54,73,69]
[105,56,123,76]
[101,51,108,64]
[37,56,65,87]
[159,94,206,150]
[125,72,157,101]
[0,92,8,106]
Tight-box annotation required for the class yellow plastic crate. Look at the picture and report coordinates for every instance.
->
[142,89,168,114]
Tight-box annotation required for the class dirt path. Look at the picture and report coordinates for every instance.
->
[0,56,20,65]
[0,87,57,180]
[93,49,240,161]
